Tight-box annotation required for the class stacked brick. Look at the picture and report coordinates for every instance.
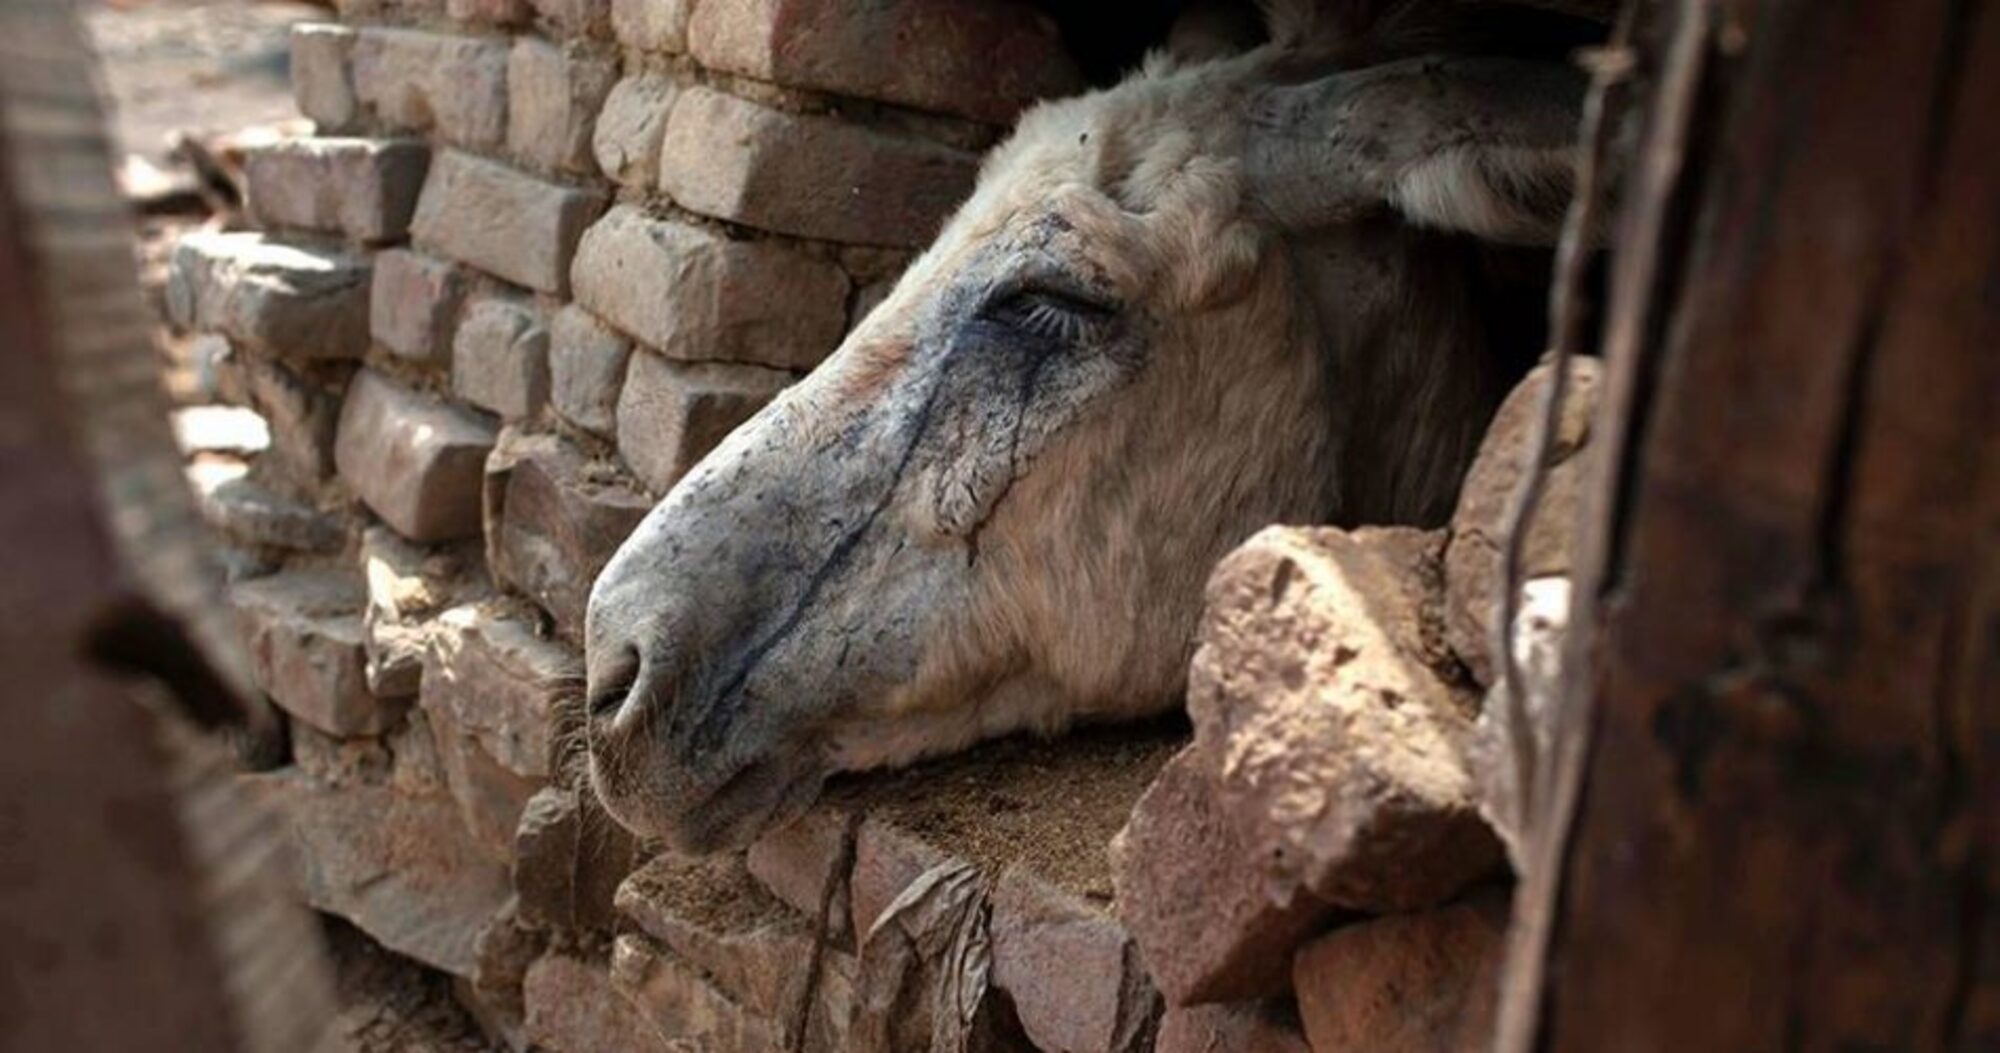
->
[166,0,1089,1049]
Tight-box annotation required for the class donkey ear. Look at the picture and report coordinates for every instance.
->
[1246,56,1588,245]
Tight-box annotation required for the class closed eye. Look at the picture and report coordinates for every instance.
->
[982,286,1117,344]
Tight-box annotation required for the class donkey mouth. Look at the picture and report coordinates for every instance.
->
[592,746,826,854]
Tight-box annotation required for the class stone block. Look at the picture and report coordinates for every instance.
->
[530,0,611,38]
[571,205,847,369]
[369,249,465,364]
[746,806,856,948]
[658,86,977,248]
[609,0,689,52]
[549,304,630,435]
[291,23,359,133]
[1188,526,1499,913]
[423,603,575,780]
[358,524,467,699]
[1111,747,1336,1004]
[507,38,618,177]
[848,817,952,943]
[1444,356,1601,685]
[412,150,604,295]
[446,0,529,26]
[687,0,1082,125]
[243,137,430,244]
[486,437,651,636]
[1292,890,1509,1053]
[610,935,784,1053]
[334,369,498,541]
[1157,1003,1311,1053]
[591,74,675,188]
[452,297,551,420]
[523,952,675,1053]
[219,351,348,484]
[990,867,1161,1053]
[250,771,512,979]
[617,854,853,1051]
[615,353,792,494]
[351,28,509,151]
[234,569,405,735]
[514,786,638,932]
[193,472,344,553]
[166,231,370,361]
[430,698,546,861]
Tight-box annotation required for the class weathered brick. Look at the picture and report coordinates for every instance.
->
[1112,747,1337,1004]
[369,248,465,364]
[572,205,847,369]
[618,855,854,1052]
[1293,890,1509,1053]
[166,231,371,361]
[453,297,550,420]
[611,935,784,1053]
[609,0,689,52]
[524,952,674,1053]
[487,437,651,636]
[412,150,604,294]
[291,23,359,133]
[432,699,546,860]
[746,806,855,948]
[990,867,1162,1053]
[216,350,349,484]
[530,0,612,38]
[659,87,977,248]
[591,74,675,188]
[462,902,546,1049]
[234,569,406,734]
[848,817,951,942]
[507,38,618,177]
[616,353,791,494]
[193,471,344,553]
[352,28,510,151]
[687,0,1082,125]
[243,137,430,244]
[515,787,639,931]
[423,603,574,780]
[1157,1003,1311,1053]
[1444,357,1601,685]
[335,369,498,541]
[251,771,511,978]
[446,0,529,27]
[549,304,630,435]
[1188,527,1500,912]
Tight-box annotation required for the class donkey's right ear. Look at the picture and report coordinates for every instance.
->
[1246,55,1588,245]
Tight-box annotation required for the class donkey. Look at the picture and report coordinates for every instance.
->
[584,5,1589,852]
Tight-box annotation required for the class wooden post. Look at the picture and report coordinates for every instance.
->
[1509,0,2000,1049]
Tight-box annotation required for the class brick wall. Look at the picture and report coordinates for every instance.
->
[169,1,1601,1049]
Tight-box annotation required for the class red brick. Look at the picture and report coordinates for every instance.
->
[166,232,371,361]
[549,304,630,436]
[334,370,497,541]
[352,28,509,151]
[610,935,784,1053]
[687,0,1082,125]
[658,86,977,248]
[990,867,1161,1053]
[234,569,406,735]
[451,296,550,420]
[523,951,675,1053]
[609,0,689,52]
[422,602,574,780]
[1111,747,1337,1004]
[571,205,847,369]
[412,150,605,295]
[1157,1003,1312,1053]
[1292,890,1509,1053]
[746,806,856,948]
[486,437,651,636]
[591,74,675,188]
[369,248,465,364]
[446,0,529,27]
[291,23,359,133]
[615,353,791,494]
[514,786,638,931]
[243,137,429,244]
[506,38,617,177]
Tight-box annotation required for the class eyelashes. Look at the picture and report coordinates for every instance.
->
[983,287,1117,344]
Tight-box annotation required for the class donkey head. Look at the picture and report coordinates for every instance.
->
[585,21,1587,852]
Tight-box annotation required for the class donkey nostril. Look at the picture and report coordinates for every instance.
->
[587,645,641,720]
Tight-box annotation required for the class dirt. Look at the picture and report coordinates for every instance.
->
[322,916,500,1053]
[626,852,796,935]
[826,717,1189,906]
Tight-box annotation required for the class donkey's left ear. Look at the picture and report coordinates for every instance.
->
[1247,55,1588,245]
